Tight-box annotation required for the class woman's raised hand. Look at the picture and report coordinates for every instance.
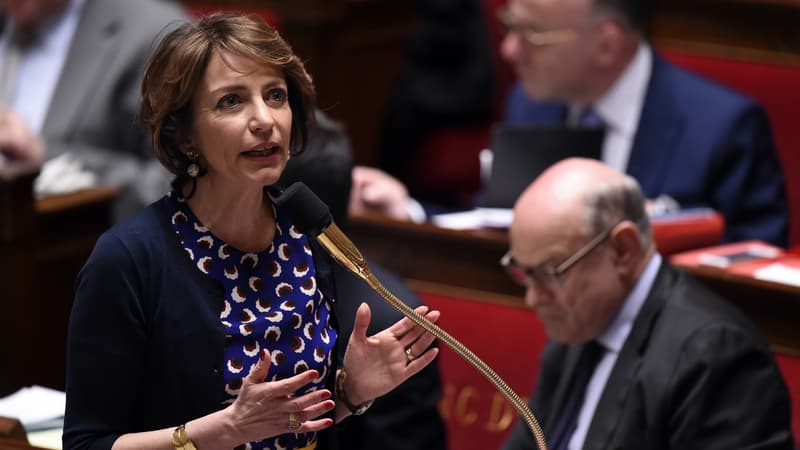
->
[340,303,440,410]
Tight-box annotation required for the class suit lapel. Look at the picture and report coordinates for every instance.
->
[43,0,122,143]
[583,265,673,450]
[505,82,568,126]
[535,102,568,125]
[625,56,684,197]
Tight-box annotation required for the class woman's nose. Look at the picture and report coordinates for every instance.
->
[249,99,274,133]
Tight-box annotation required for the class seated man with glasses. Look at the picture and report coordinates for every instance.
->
[499,0,788,247]
[501,157,793,449]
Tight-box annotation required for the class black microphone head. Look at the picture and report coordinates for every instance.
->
[273,182,332,237]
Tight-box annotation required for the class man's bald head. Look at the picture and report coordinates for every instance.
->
[507,158,653,343]
[514,158,625,236]
[513,157,650,243]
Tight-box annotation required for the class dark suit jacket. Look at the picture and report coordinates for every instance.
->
[502,263,794,450]
[505,54,789,247]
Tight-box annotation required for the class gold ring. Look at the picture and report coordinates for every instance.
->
[405,347,416,362]
[288,412,302,431]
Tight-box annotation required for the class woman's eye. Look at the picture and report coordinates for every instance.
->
[216,94,240,109]
[266,88,287,104]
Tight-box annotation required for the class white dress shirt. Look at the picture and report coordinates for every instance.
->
[569,43,653,173]
[568,252,662,450]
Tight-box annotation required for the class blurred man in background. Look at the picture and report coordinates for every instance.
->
[502,157,793,449]
[500,0,788,246]
[0,0,189,219]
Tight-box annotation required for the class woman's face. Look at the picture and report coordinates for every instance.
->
[187,50,293,192]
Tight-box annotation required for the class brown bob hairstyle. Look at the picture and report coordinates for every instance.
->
[139,12,316,186]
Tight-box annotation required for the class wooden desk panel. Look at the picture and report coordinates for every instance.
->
[0,417,50,450]
[347,211,724,297]
[0,174,116,396]
[0,438,50,450]
[347,213,800,355]
[348,213,523,298]
[650,0,800,65]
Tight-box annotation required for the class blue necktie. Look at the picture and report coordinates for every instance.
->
[548,341,605,450]
[577,108,604,128]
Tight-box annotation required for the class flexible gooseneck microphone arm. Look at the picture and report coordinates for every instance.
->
[274,182,548,450]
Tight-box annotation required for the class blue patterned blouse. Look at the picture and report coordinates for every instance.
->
[166,191,338,450]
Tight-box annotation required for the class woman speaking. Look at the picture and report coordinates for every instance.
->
[63,12,439,450]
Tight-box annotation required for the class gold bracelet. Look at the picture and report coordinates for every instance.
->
[172,423,197,450]
[335,368,374,416]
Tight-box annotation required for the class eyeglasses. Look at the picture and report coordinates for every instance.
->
[500,225,615,290]
[496,6,580,47]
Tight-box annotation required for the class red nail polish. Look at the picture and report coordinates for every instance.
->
[260,349,267,362]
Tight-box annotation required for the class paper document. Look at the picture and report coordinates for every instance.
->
[27,428,62,449]
[0,385,66,431]
[34,153,97,197]
[432,208,514,230]
[649,207,717,223]
[431,206,713,231]
[754,263,800,287]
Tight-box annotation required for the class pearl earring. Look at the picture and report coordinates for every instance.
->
[186,151,200,178]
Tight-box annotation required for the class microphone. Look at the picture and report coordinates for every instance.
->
[272,182,372,282]
[273,182,548,450]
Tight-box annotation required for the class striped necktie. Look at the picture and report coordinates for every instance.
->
[577,107,604,128]
[548,340,605,450]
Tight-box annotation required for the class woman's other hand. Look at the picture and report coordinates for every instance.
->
[348,166,413,221]
[340,303,440,415]
[221,349,336,444]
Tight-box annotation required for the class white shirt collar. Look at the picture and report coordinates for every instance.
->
[596,252,661,353]
[592,42,652,140]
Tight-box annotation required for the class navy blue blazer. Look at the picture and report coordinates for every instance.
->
[505,54,789,247]
[502,263,794,450]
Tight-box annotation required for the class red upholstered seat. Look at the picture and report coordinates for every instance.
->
[419,291,547,450]
[775,354,800,443]
[651,210,725,255]
[406,128,491,209]
[405,0,512,209]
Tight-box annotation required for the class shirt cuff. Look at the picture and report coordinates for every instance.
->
[406,197,427,224]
